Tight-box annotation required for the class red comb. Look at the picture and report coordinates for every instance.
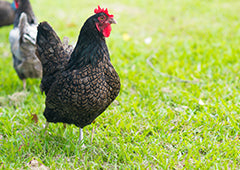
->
[94,5,114,17]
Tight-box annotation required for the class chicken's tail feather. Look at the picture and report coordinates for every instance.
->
[36,21,61,67]
[36,21,71,94]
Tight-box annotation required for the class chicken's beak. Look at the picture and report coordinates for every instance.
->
[108,18,117,24]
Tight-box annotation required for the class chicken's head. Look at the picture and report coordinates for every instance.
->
[94,5,117,38]
[14,0,19,9]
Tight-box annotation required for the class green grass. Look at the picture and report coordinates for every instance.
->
[1,0,240,169]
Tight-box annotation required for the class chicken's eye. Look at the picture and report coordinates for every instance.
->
[99,16,105,21]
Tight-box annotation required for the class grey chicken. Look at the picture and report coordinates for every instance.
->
[36,6,120,142]
[9,0,41,89]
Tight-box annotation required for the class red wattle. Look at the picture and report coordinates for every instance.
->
[103,25,112,38]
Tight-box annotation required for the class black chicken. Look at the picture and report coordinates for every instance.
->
[13,0,36,27]
[0,0,18,27]
[36,6,120,141]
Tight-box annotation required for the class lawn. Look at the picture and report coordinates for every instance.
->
[0,0,240,169]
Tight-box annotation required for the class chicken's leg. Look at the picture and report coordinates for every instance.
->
[79,128,86,148]
[23,79,26,90]
[90,120,96,143]
[79,128,83,141]
[91,126,95,143]
[44,121,49,135]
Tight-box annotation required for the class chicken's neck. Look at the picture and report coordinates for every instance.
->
[14,0,36,27]
[67,26,110,70]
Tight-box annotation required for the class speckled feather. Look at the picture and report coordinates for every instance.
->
[36,13,120,128]
[36,22,72,94]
